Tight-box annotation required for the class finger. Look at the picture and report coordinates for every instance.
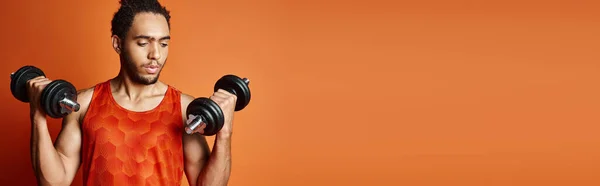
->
[216,89,237,100]
[30,76,47,81]
[210,94,227,101]
[34,79,52,89]
[37,79,52,85]
[214,91,237,101]
[216,89,234,96]
[29,78,50,85]
[27,77,47,86]
[216,89,237,101]
[209,96,226,106]
[211,92,229,100]
[28,81,50,93]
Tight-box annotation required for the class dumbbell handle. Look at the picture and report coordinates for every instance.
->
[60,97,80,113]
[185,114,204,134]
[185,77,249,134]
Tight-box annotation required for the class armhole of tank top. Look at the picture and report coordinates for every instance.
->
[170,86,184,127]
[81,83,103,128]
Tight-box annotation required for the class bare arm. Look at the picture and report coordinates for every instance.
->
[181,93,233,186]
[32,110,81,186]
[197,134,232,186]
[29,78,92,185]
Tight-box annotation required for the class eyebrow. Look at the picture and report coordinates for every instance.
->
[134,35,171,40]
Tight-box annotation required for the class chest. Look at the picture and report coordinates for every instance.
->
[82,96,184,150]
[112,94,166,112]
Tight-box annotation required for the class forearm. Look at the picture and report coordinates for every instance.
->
[30,116,67,185]
[197,135,232,186]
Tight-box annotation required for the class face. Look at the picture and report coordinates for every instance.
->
[115,12,170,85]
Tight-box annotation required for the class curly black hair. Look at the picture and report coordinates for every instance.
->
[111,0,171,39]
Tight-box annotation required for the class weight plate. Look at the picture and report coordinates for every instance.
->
[187,97,225,136]
[40,80,77,118]
[214,74,251,111]
[10,66,45,102]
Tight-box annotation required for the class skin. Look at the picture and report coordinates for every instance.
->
[28,12,235,186]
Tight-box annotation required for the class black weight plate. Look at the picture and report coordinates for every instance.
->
[186,98,215,134]
[41,80,77,118]
[56,80,78,115]
[200,98,223,136]
[207,97,224,135]
[10,66,45,102]
[187,97,225,136]
[214,75,251,111]
[202,98,225,135]
[187,98,214,125]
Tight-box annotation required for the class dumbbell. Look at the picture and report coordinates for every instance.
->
[185,74,251,135]
[10,66,80,118]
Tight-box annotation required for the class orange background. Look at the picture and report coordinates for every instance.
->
[1,0,600,185]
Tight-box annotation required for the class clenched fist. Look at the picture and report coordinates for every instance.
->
[187,89,237,138]
[27,76,52,119]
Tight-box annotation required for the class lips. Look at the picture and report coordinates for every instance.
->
[144,65,160,74]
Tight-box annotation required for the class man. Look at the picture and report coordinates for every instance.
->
[26,0,235,185]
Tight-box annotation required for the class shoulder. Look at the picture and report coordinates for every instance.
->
[166,82,193,103]
[77,79,111,104]
[74,86,96,122]
[178,92,195,123]
[180,92,195,107]
[77,86,95,105]
[166,82,194,105]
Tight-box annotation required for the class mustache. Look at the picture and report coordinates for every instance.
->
[141,62,162,68]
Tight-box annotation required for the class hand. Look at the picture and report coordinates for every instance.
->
[210,89,237,138]
[27,76,51,120]
[185,89,237,137]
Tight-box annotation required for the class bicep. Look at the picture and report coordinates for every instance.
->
[183,133,210,162]
[183,130,211,185]
[181,93,211,184]
[54,112,82,183]
[54,88,92,183]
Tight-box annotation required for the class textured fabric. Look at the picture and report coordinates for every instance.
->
[81,80,184,185]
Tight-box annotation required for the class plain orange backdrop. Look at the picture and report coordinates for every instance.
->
[1,0,600,185]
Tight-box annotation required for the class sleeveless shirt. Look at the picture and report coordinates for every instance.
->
[81,80,184,185]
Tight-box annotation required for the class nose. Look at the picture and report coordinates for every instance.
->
[148,42,161,60]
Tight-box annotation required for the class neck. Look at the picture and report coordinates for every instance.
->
[112,68,162,101]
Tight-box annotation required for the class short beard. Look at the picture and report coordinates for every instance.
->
[120,49,162,85]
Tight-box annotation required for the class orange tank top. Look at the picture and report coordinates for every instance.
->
[82,80,184,185]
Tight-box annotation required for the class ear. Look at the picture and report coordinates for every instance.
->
[112,35,122,54]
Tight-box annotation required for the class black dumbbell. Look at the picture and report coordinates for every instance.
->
[10,66,80,118]
[185,74,251,135]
